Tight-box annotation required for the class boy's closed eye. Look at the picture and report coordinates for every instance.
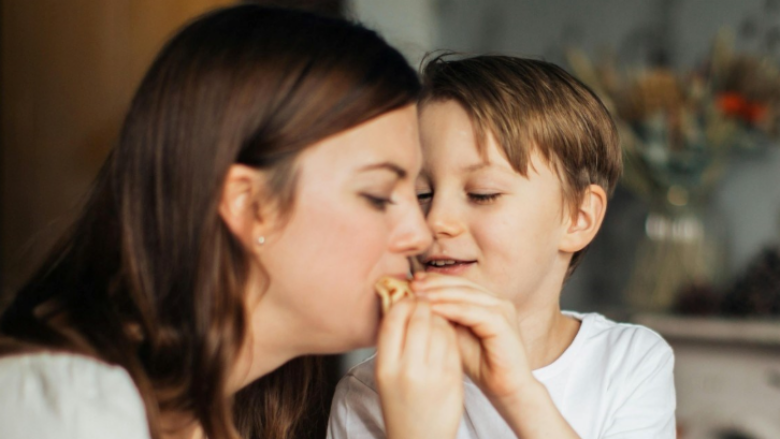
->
[415,190,503,205]
[417,191,433,204]
[468,193,501,204]
[415,188,435,217]
[465,178,507,205]
[415,177,433,204]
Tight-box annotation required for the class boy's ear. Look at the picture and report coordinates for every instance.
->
[559,184,608,253]
[218,164,274,249]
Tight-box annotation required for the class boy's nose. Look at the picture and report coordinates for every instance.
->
[427,199,465,238]
[390,205,433,256]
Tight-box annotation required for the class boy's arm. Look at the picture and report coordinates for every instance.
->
[491,378,582,438]
[494,333,676,439]
[498,330,676,439]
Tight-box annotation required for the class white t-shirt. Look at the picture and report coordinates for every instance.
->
[328,312,676,439]
[0,352,151,439]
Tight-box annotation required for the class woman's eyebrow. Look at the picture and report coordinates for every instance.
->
[358,162,407,179]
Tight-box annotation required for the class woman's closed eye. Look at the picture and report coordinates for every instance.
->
[362,193,396,211]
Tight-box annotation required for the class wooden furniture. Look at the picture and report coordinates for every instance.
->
[635,314,780,439]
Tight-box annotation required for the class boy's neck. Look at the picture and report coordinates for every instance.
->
[516,305,581,371]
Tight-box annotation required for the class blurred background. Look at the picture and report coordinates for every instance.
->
[2,1,779,438]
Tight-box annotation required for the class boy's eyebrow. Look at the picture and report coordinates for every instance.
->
[462,162,514,175]
[462,163,490,173]
[358,162,407,179]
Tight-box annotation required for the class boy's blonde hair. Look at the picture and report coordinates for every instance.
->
[420,54,622,277]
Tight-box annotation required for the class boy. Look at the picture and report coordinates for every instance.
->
[328,55,675,438]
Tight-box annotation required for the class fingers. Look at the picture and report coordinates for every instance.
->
[430,301,506,339]
[377,297,461,369]
[413,272,492,293]
[418,286,503,307]
[403,299,433,362]
[426,315,460,368]
[411,274,515,321]
[375,303,465,439]
[376,299,417,367]
[376,297,441,364]
[412,274,501,304]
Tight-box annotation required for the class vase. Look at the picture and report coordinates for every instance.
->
[626,185,728,313]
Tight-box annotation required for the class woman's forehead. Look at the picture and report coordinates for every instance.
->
[297,106,421,176]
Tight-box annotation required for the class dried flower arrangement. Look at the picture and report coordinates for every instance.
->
[566,30,780,312]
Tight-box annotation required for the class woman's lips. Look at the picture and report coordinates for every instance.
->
[423,260,475,275]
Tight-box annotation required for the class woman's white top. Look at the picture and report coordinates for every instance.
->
[0,352,151,439]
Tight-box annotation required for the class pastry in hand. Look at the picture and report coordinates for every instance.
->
[375,277,414,314]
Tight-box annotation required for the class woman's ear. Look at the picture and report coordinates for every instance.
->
[559,184,608,253]
[218,164,272,248]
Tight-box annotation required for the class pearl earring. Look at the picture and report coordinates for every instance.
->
[257,236,265,246]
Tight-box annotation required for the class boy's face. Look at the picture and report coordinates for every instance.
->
[416,100,572,306]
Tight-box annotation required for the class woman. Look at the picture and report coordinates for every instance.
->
[0,5,463,439]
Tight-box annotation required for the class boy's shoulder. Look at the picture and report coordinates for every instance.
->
[562,311,674,375]
[571,311,671,350]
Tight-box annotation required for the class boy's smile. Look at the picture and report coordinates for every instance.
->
[416,100,574,307]
[422,255,477,275]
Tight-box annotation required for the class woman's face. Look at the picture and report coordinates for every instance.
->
[256,104,431,354]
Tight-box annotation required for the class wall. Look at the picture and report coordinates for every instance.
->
[1,0,235,298]
[349,0,439,65]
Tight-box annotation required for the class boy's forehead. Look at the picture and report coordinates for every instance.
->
[418,103,511,166]
[418,100,560,183]
[420,100,516,157]
[419,100,473,135]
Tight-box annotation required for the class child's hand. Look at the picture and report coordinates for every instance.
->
[411,273,534,405]
[375,297,464,439]
[413,273,582,439]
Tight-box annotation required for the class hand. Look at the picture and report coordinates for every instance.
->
[375,297,464,439]
[411,275,581,439]
[412,273,534,404]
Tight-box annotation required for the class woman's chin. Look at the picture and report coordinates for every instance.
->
[310,316,379,355]
[345,318,380,351]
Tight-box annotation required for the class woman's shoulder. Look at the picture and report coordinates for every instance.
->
[0,349,130,382]
[339,354,379,391]
[0,351,151,439]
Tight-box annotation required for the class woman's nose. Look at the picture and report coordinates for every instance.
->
[390,202,433,256]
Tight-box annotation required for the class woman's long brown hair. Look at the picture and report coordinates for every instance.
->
[0,5,420,439]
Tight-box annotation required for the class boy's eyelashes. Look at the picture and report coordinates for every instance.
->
[415,190,502,205]
[468,192,501,204]
[416,191,433,204]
